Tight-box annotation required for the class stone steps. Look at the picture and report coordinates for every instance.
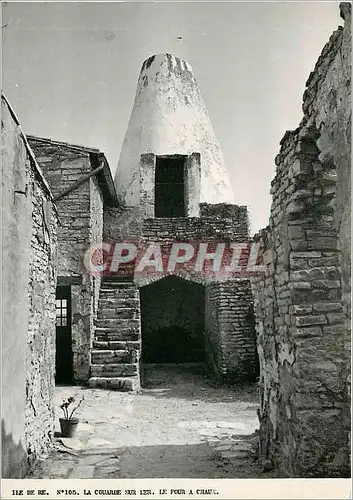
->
[90,280,141,392]
[99,291,138,301]
[98,298,140,308]
[90,363,138,377]
[97,308,138,320]
[93,340,141,350]
[94,318,140,329]
[94,327,140,341]
[91,349,138,365]
[99,286,138,298]
[88,376,139,392]
[100,279,134,287]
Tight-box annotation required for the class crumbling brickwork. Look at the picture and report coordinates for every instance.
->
[251,4,351,477]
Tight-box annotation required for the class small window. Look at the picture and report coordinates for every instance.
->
[56,299,68,327]
[155,156,186,217]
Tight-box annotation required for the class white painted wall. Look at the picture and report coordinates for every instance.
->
[114,53,235,206]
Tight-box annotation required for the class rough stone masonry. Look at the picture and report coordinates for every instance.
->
[251,3,351,478]
[91,53,259,390]
[27,136,118,384]
[1,95,58,477]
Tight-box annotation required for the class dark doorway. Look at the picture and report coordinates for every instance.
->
[140,276,205,364]
[55,286,73,384]
[155,156,186,217]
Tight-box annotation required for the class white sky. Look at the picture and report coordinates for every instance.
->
[2,1,343,233]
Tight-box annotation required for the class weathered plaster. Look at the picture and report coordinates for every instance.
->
[1,97,58,477]
[114,53,235,206]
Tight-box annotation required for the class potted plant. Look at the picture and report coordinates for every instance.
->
[59,395,84,438]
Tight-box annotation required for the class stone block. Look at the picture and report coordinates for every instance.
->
[326,313,347,324]
[313,302,343,313]
[289,304,313,315]
[290,239,309,251]
[286,201,305,215]
[307,237,338,251]
[290,326,323,338]
[289,281,311,290]
[291,158,312,177]
[291,251,322,259]
[69,465,95,479]
[295,315,327,326]
[312,280,341,289]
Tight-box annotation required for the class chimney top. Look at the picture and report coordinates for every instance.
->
[140,53,193,75]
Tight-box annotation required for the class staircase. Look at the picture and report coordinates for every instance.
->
[88,279,141,391]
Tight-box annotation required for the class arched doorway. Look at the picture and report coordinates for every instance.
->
[140,276,205,381]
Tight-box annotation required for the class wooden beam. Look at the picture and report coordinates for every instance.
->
[54,164,104,202]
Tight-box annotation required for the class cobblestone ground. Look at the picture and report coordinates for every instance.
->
[28,365,273,479]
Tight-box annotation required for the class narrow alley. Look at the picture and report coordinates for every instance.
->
[28,366,271,479]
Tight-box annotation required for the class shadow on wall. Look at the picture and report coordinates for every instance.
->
[140,276,205,364]
[1,419,27,479]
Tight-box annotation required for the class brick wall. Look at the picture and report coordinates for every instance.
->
[251,4,351,477]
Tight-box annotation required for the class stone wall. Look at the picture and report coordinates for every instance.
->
[28,138,105,383]
[104,203,249,245]
[306,3,351,325]
[205,280,258,382]
[25,169,58,470]
[1,96,58,477]
[104,202,249,289]
[104,203,257,380]
[251,4,351,477]
[28,139,93,382]
[27,138,92,278]
[90,176,104,324]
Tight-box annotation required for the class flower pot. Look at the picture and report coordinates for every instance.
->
[59,418,79,438]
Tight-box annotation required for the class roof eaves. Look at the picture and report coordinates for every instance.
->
[26,135,100,155]
[24,134,119,207]
[91,152,119,207]
[2,95,58,212]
